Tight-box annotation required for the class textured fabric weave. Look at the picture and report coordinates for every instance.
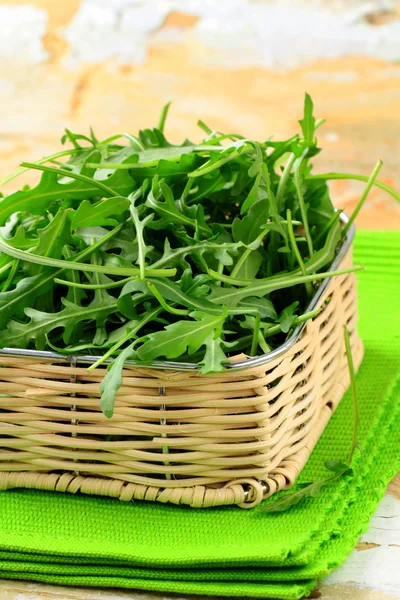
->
[0,230,398,599]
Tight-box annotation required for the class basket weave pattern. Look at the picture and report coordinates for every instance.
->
[0,250,363,508]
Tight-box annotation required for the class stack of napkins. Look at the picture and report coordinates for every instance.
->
[0,231,398,600]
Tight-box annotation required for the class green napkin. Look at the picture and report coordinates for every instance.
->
[0,231,398,600]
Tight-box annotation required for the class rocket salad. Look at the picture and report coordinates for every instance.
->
[0,95,396,417]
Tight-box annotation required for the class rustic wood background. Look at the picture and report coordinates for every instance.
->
[0,0,400,229]
[0,1,398,598]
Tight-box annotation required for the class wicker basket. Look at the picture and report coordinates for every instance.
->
[0,225,363,509]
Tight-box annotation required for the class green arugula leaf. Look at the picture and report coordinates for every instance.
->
[0,152,135,226]
[240,172,262,215]
[146,179,211,237]
[199,333,228,374]
[261,480,326,512]
[71,197,130,229]
[208,265,363,307]
[0,225,124,326]
[27,209,73,275]
[238,296,277,320]
[152,238,243,271]
[144,278,222,315]
[299,93,316,147]
[180,270,211,299]
[100,343,137,418]
[0,297,117,350]
[279,301,299,333]
[231,249,263,280]
[74,225,138,262]
[61,245,87,307]
[137,311,226,362]
[232,199,270,244]
[5,225,37,250]
[128,188,154,280]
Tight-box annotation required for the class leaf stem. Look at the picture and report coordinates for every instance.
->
[88,307,162,371]
[0,260,13,277]
[262,164,288,247]
[0,237,176,278]
[54,276,135,290]
[294,153,313,256]
[157,102,171,133]
[147,282,189,315]
[263,306,322,338]
[0,149,81,187]
[344,326,359,465]
[342,160,383,236]
[188,148,241,178]
[230,228,269,279]
[286,209,313,296]
[208,265,364,294]
[1,259,19,293]
[250,312,261,356]
[20,162,119,197]
[305,172,400,205]
[276,152,296,209]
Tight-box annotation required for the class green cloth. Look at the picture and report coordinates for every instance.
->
[0,230,398,599]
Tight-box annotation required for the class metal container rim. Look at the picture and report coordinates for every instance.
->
[0,213,354,372]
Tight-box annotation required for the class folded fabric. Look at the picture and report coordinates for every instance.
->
[0,230,398,600]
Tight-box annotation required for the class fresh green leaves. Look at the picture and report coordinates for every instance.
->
[71,197,130,229]
[100,343,137,418]
[0,298,117,350]
[137,311,226,362]
[0,153,135,226]
[28,209,73,275]
[0,94,392,418]
[279,301,299,333]
[298,93,316,147]
[199,333,228,373]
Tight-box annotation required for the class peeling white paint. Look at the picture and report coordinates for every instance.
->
[0,1,399,69]
[326,546,400,595]
[325,132,340,142]
[0,5,48,63]
[63,0,400,70]
[191,0,400,69]
[306,70,359,83]
[326,495,400,595]
[0,76,15,96]
[64,1,171,65]
[379,67,400,78]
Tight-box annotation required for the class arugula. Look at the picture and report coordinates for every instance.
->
[298,93,316,147]
[0,298,117,350]
[27,209,73,276]
[199,333,228,373]
[136,311,226,362]
[71,197,130,229]
[0,152,135,226]
[0,95,396,417]
[279,301,300,333]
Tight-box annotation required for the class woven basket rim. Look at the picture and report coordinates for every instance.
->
[0,213,354,373]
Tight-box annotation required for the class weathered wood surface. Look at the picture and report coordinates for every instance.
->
[0,2,399,598]
[1,2,400,229]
